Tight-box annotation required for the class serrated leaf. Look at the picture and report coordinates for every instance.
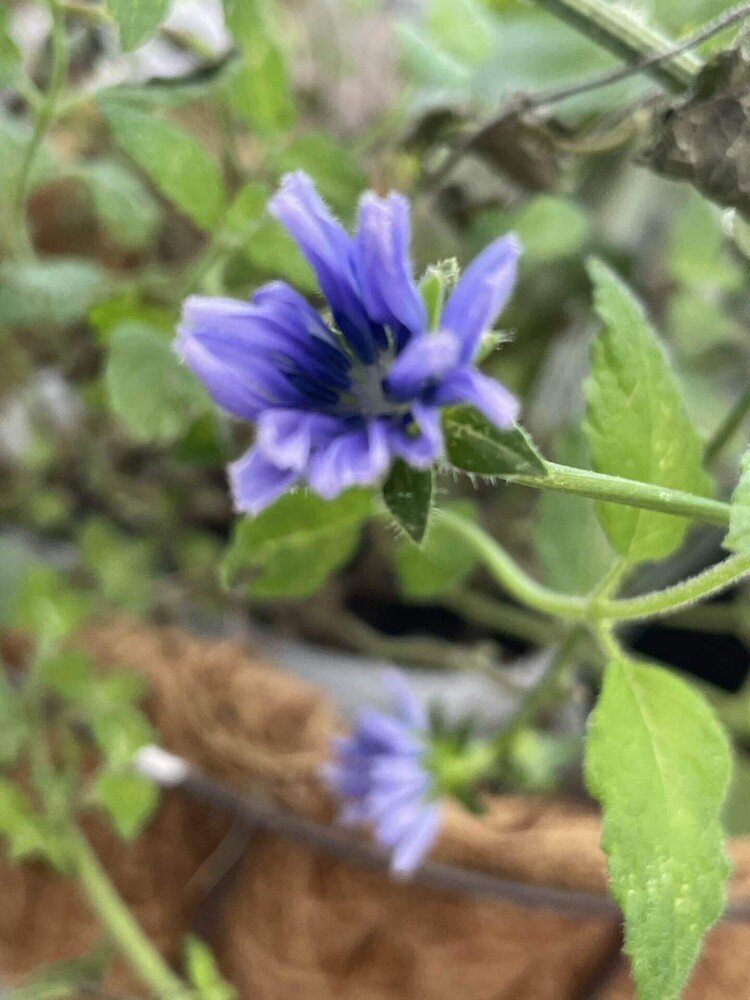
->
[99,98,226,230]
[443,406,547,477]
[585,656,730,1000]
[107,0,170,50]
[0,259,111,328]
[105,322,208,444]
[383,460,433,543]
[534,431,614,595]
[222,489,372,598]
[90,771,159,839]
[724,449,750,554]
[395,500,478,598]
[80,160,161,250]
[584,260,712,564]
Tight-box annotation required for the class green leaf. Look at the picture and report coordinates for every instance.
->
[222,179,270,245]
[0,672,28,767]
[395,500,479,598]
[107,0,171,50]
[724,449,750,555]
[99,98,226,230]
[7,948,111,1000]
[584,260,712,564]
[443,406,547,477]
[222,489,372,598]
[0,113,57,195]
[0,7,20,88]
[383,460,433,543]
[105,322,208,444]
[184,936,237,1000]
[0,781,69,870]
[243,216,316,292]
[274,133,365,216]
[668,192,742,293]
[512,195,588,263]
[534,431,614,595]
[79,517,155,613]
[39,651,95,702]
[0,259,111,328]
[14,568,89,642]
[90,704,154,769]
[585,656,731,1000]
[90,771,159,839]
[80,160,161,250]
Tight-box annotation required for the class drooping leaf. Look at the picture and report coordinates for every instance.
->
[443,406,547,477]
[0,259,111,328]
[107,0,171,50]
[105,322,208,444]
[724,449,750,555]
[90,771,159,839]
[222,489,372,598]
[99,98,226,230]
[395,500,479,598]
[383,460,433,543]
[534,431,614,595]
[584,259,712,563]
[586,656,731,1000]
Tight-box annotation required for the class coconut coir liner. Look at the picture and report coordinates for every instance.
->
[1,618,750,998]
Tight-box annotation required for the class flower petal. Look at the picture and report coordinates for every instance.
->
[354,709,423,755]
[390,803,441,876]
[385,331,462,401]
[227,447,300,515]
[269,171,379,363]
[354,192,426,342]
[307,419,391,499]
[387,404,444,469]
[432,368,518,428]
[255,409,343,472]
[381,668,428,729]
[441,234,521,362]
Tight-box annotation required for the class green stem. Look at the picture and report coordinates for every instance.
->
[531,0,701,91]
[11,0,69,260]
[440,589,561,646]
[510,462,730,529]
[599,553,750,622]
[70,831,193,1000]
[705,385,750,465]
[436,510,588,620]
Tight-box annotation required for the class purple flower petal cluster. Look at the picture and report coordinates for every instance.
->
[176,171,520,514]
[323,670,441,876]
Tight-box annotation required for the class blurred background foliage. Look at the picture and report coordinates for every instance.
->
[2,0,750,809]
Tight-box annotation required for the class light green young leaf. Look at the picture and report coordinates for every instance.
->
[383,461,433,544]
[90,771,159,839]
[443,406,547,477]
[39,651,95,702]
[105,322,208,444]
[534,431,614,595]
[222,489,372,598]
[99,98,226,230]
[106,0,170,50]
[586,656,731,1000]
[395,500,478,598]
[0,781,69,870]
[724,449,750,555]
[184,935,237,1000]
[90,704,154,769]
[0,259,111,328]
[80,160,161,250]
[585,260,712,563]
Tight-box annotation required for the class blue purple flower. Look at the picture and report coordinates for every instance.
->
[323,670,441,876]
[176,171,520,514]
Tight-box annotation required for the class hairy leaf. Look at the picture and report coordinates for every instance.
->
[443,406,546,477]
[222,489,372,598]
[586,656,730,1000]
[585,260,712,563]
[383,460,433,543]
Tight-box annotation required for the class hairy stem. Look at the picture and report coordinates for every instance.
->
[440,589,561,646]
[510,462,730,529]
[11,0,69,260]
[531,0,701,91]
[70,831,193,1000]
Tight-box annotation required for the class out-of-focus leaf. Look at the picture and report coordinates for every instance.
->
[275,134,365,216]
[0,536,40,628]
[534,431,614,595]
[90,705,154,769]
[383,460,433,543]
[0,672,28,767]
[6,948,111,1000]
[0,7,20,88]
[584,259,712,563]
[443,406,547,476]
[184,936,237,1000]
[39,651,95,702]
[13,568,89,642]
[106,0,170,51]
[586,655,730,1000]
[0,259,111,328]
[668,192,742,293]
[80,160,161,250]
[725,449,750,555]
[395,500,479,598]
[105,322,208,444]
[222,489,372,598]
[90,771,158,839]
[79,517,155,613]
[88,291,173,345]
[427,0,493,67]
[223,180,269,244]
[667,291,741,357]
[513,195,589,262]
[243,217,317,293]
[0,114,57,194]
[0,781,68,870]
[99,98,226,230]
